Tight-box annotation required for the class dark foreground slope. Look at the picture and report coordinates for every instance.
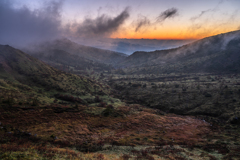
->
[120,30,240,74]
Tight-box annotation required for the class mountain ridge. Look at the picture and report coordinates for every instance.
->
[119,30,240,73]
[27,38,127,66]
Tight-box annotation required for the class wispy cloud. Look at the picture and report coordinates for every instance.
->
[135,15,150,32]
[156,8,179,23]
[190,10,211,22]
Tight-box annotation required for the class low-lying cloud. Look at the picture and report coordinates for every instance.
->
[156,8,178,23]
[69,7,130,38]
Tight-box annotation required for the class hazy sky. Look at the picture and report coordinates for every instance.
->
[1,0,240,46]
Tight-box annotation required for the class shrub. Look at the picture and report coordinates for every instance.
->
[141,149,148,157]
[182,88,187,92]
[101,106,123,117]
[121,154,131,160]
[132,83,142,88]
[204,93,212,97]
[230,117,240,124]
[32,97,39,106]
[55,94,83,103]
[76,141,103,152]
[101,106,114,117]
[94,96,101,103]
[98,102,107,107]
[97,154,104,160]
[135,138,140,141]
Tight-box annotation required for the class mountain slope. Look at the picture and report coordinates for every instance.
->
[29,38,127,65]
[0,44,109,96]
[31,49,113,73]
[120,30,240,73]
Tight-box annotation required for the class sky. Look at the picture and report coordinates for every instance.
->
[0,0,240,48]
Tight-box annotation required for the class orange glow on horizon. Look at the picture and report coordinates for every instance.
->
[111,27,239,40]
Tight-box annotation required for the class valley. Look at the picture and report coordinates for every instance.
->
[0,30,240,160]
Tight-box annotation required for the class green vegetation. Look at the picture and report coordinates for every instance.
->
[107,73,240,122]
[1,29,240,159]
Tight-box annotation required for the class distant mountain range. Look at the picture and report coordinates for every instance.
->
[119,30,240,74]
[74,38,194,55]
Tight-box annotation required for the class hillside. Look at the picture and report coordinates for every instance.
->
[1,46,240,160]
[31,49,113,74]
[120,30,240,74]
[28,38,127,66]
[0,44,112,105]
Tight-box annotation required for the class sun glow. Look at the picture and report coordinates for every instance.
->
[111,25,239,40]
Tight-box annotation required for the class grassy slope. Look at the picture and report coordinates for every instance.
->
[1,102,240,159]
[30,49,113,73]
[0,45,110,97]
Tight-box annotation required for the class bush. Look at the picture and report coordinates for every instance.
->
[97,154,104,160]
[101,106,123,117]
[85,97,95,104]
[121,154,131,160]
[101,106,114,117]
[131,83,142,88]
[98,102,107,107]
[230,117,240,124]
[182,88,187,92]
[55,94,83,103]
[76,142,103,152]
[204,93,212,97]
[94,96,101,103]
[32,97,39,106]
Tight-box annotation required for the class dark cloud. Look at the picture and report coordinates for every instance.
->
[0,0,130,47]
[135,16,150,32]
[238,25,240,30]
[71,7,130,38]
[0,0,63,47]
[156,8,178,23]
